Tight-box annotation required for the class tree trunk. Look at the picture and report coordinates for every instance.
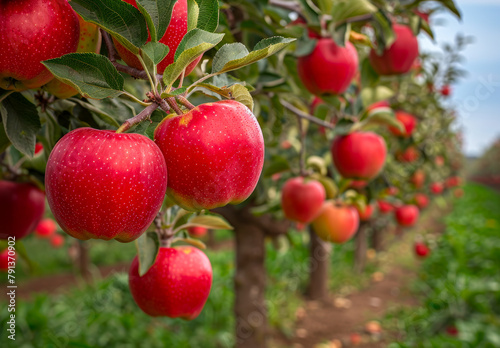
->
[207,229,216,248]
[371,223,384,251]
[77,241,92,283]
[354,223,368,273]
[306,225,331,300]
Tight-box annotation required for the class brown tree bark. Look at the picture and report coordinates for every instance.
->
[306,225,331,300]
[354,222,368,273]
[77,241,92,283]
[371,220,385,251]
[213,205,289,348]
[207,228,216,249]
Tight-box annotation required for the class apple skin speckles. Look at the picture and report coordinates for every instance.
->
[45,128,168,243]
[154,100,265,211]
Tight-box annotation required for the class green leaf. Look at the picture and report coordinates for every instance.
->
[371,11,395,55]
[136,0,176,42]
[71,99,121,128]
[211,43,250,73]
[0,93,41,157]
[71,0,148,54]
[310,173,338,199]
[330,0,377,23]
[361,86,394,107]
[263,156,290,177]
[294,35,317,57]
[187,0,200,31]
[0,122,10,153]
[135,231,160,276]
[141,41,170,75]
[211,37,295,74]
[163,29,224,89]
[195,0,219,32]
[188,215,233,230]
[42,53,124,100]
[357,109,403,132]
[436,0,461,19]
[296,0,321,26]
[176,237,207,250]
[229,84,254,112]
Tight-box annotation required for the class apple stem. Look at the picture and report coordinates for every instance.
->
[115,103,159,134]
[165,97,184,115]
[176,96,196,110]
[281,100,334,130]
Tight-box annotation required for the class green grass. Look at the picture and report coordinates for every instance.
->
[387,183,500,347]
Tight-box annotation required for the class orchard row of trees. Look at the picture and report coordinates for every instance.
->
[0,0,467,347]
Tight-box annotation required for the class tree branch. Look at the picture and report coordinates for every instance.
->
[269,0,301,13]
[115,103,159,133]
[281,100,334,129]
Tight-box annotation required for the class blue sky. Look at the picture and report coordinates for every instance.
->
[419,0,500,156]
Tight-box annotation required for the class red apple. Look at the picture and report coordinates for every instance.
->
[395,205,419,227]
[446,176,461,188]
[396,146,419,163]
[45,11,102,98]
[377,200,394,214]
[435,156,445,166]
[129,246,212,319]
[188,226,208,237]
[281,177,326,224]
[331,132,387,180]
[280,140,292,149]
[430,182,444,195]
[0,181,45,240]
[384,186,399,196]
[0,0,80,91]
[369,24,419,76]
[114,0,201,75]
[441,85,451,96]
[154,100,264,211]
[411,170,426,189]
[414,193,429,209]
[356,204,374,221]
[0,249,14,271]
[35,218,57,238]
[389,111,417,137]
[50,234,65,248]
[366,100,390,112]
[350,180,368,189]
[311,202,359,244]
[45,128,167,242]
[454,188,464,198]
[414,242,430,258]
[35,142,44,155]
[297,38,359,95]
[290,17,321,39]
[446,326,459,336]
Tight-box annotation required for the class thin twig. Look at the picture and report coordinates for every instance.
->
[115,103,159,133]
[269,0,301,13]
[296,114,307,177]
[176,96,196,110]
[165,97,184,115]
[281,100,334,129]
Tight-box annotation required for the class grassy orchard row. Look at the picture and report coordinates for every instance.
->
[0,0,294,322]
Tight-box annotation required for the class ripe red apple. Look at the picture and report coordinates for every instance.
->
[281,177,326,224]
[389,111,417,137]
[446,176,461,188]
[50,234,65,248]
[331,132,387,180]
[396,146,419,163]
[297,38,359,95]
[188,226,208,238]
[35,218,57,238]
[154,100,264,211]
[441,85,451,96]
[411,170,426,189]
[311,202,359,244]
[356,204,374,221]
[430,182,444,195]
[366,100,390,112]
[377,200,394,214]
[129,246,212,319]
[0,249,14,271]
[446,326,459,336]
[350,180,368,189]
[35,142,44,155]
[414,242,430,258]
[114,0,200,75]
[395,205,419,227]
[414,193,429,209]
[454,188,464,198]
[0,181,45,240]
[45,128,167,242]
[45,12,102,98]
[385,186,399,196]
[0,0,80,91]
[435,156,445,166]
[369,24,419,76]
